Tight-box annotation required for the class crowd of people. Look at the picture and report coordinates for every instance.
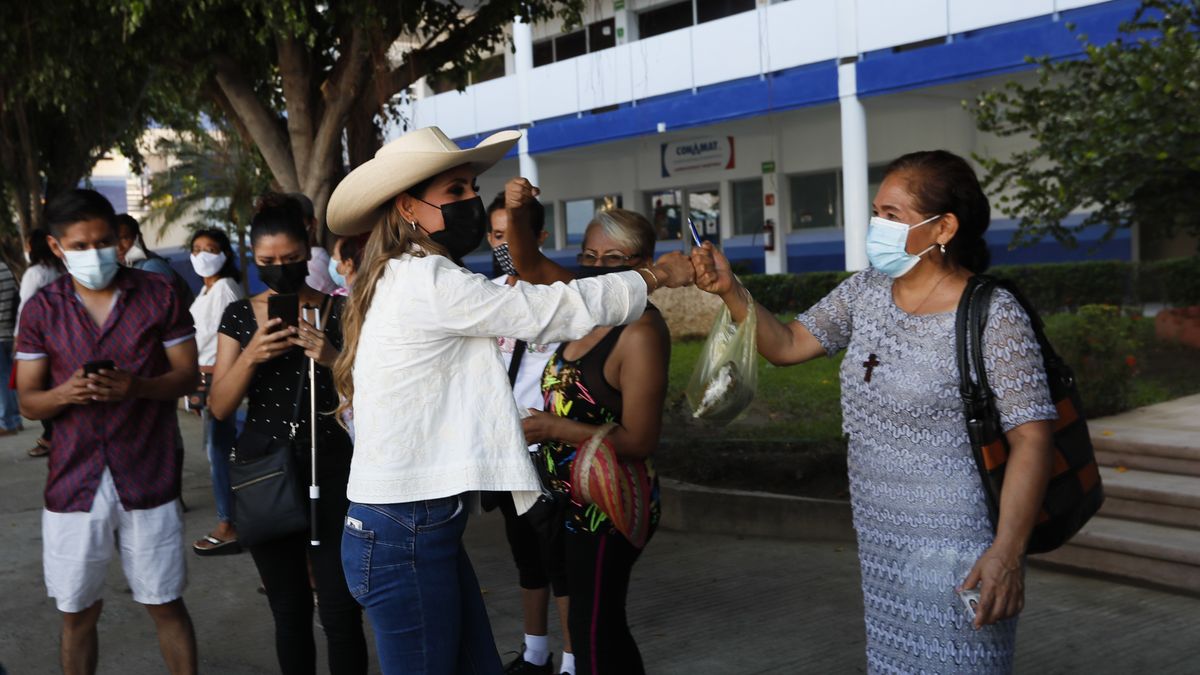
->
[11,125,1056,675]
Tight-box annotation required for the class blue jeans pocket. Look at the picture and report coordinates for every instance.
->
[414,495,463,533]
[341,514,374,599]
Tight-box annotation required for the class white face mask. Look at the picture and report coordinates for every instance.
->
[63,246,120,290]
[190,251,227,278]
[865,214,942,278]
[124,244,148,264]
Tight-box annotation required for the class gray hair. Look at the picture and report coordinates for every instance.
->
[588,208,656,259]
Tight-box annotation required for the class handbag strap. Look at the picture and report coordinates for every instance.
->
[956,275,999,416]
[507,340,528,387]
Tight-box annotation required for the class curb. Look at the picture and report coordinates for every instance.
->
[658,478,855,542]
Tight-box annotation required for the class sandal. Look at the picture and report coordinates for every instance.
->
[27,439,50,458]
[192,534,243,557]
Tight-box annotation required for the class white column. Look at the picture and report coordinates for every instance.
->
[839,60,869,272]
[514,17,539,187]
[763,170,787,274]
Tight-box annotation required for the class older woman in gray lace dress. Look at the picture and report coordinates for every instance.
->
[693,150,1057,674]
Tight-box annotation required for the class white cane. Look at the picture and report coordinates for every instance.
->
[305,305,322,547]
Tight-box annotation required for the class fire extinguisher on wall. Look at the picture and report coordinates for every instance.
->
[763,219,776,252]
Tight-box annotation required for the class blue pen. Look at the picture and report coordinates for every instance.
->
[687,218,704,247]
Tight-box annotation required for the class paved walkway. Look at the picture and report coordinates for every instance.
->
[2,413,1199,673]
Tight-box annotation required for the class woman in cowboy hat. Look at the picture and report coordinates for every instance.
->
[327,126,695,673]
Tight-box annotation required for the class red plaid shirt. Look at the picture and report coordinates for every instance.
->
[16,269,195,513]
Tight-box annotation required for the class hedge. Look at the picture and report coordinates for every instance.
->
[743,257,1200,315]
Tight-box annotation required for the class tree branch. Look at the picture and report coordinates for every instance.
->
[306,26,369,197]
[277,34,314,185]
[211,53,300,192]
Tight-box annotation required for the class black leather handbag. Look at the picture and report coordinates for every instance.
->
[228,365,310,548]
[956,275,1104,554]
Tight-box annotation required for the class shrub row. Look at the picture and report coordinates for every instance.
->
[742,257,1200,315]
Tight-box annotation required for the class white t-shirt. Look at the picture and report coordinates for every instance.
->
[493,276,560,443]
[16,263,61,336]
[189,277,245,367]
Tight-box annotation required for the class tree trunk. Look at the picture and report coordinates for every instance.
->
[211,57,301,193]
[346,97,384,169]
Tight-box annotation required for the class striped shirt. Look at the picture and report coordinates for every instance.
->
[15,268,195,513]
[0,262,18,341]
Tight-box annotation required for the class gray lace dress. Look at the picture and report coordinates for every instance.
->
[797,268,1057,674]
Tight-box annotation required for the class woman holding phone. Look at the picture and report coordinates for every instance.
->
[326,126,693,673]
[209,194,367,675]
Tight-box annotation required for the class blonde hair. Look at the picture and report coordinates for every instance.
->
[588,208,657,259]
[333,202,447,416]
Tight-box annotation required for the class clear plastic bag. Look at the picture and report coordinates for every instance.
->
[685,292,758,423]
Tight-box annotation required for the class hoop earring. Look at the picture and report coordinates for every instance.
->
[408,220,417,232]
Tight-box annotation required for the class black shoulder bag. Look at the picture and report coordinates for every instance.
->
[228,363,311,548]
[956,275,1104,554]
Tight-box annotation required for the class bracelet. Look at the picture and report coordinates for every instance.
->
[639,266,661,290]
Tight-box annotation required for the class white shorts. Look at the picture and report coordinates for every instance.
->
[42,468,187,613]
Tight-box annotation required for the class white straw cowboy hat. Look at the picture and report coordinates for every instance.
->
[327,126,521,236]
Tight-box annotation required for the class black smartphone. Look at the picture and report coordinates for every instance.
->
[82,359,115,377]
[267,294,299,330]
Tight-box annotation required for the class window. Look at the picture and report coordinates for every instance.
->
[533,39,554,67]
[471,54,506,85]
[696,0,755,24]
[689,189,720,241]
[565,195,622,246]
[647,190,684,241]
[789,171,841,230]
[731,179,764,235]
[867,164,888,212]
[588,18,617,52]
[554,30,587,61]
[638,1,694,39]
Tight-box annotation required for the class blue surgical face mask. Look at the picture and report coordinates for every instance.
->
[865,214,942,278]
[62,246,120,290]
[328,256,347,289]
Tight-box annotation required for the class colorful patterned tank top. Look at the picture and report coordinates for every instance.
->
[539,322,662,538]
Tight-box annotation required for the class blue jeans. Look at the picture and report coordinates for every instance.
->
[0,341,20,430]
[341,496,501,675]
[204,410,238,522]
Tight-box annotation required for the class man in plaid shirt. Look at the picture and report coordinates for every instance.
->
[16,189,200,675]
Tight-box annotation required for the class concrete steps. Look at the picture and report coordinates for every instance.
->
[1035,396,1200,593]
[1096,466,1200,530]
[1093,428,1200,477]
[1036,517,1200,594]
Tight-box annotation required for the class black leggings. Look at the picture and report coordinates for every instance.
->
[565,527,646,675]
[249,464,367,675]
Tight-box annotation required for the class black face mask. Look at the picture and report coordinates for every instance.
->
[492,243,518,277]
[573,264,635,279]
[422,196,487,262]
[257,260,308,294]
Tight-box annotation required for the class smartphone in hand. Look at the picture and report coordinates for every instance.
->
[82,359,116,378]
[267,294,299,331]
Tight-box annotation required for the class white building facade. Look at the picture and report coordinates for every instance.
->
[400,0,1137,275]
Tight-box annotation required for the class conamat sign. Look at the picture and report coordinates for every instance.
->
[660,137,735,178]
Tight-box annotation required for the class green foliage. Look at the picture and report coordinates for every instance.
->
[1044,305,1147,417]
[970,0,1200,250]
[744,257,1200,317]
[1137,256,1200,305]
[741,271,853,314]
[987,260,1132,311]
[143,121,272,249]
